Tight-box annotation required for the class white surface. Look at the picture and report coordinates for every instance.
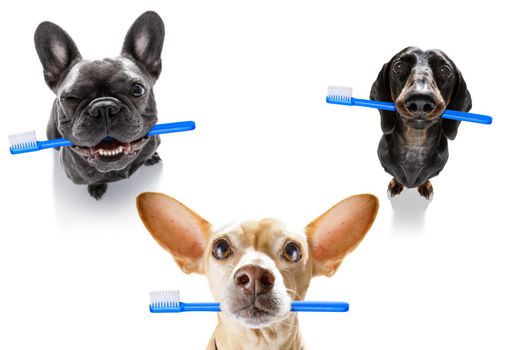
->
[1,1,524,349]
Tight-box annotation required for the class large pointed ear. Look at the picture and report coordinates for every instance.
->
[442,69,472,140]
[122,11,165,80]
[34,22,82,91]
[370,62,397,134]
[306,194,379,277]
[136,192,211,274]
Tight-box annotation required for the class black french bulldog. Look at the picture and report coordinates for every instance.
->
[34,11,165,199]
[370,47,472,199]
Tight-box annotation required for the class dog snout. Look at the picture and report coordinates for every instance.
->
[234,264,275,296]
[88,97,121,119]
[403,94,437,116]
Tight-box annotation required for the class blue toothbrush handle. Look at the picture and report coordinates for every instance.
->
[147,121,196,136]
[441,110,492,124]
[291,301,349,312]
[181,302,221,312]
[327,96,492,125]
[37,138,73,150]
[348,97,397,112]
[150,301,349,313]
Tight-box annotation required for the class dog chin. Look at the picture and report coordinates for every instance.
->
[70,136,151,172]
[400,115,440,130]
[230,307,289,329]
[223,298,291,329]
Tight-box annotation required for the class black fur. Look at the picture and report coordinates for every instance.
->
[370,47,472,198]
[34,11,165,199]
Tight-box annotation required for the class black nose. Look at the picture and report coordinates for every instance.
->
[404,94,437,115]
[234,265,275,295]
[88,98,121,119]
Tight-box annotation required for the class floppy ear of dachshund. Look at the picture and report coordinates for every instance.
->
[370,46,472,199]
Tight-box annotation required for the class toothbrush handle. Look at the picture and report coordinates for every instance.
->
[147,121,196,136]
[37,138,73,150]
[328,97,492,125]
[441,110,492,125]
[290,301,349,312]
[181,302,221,312]
[34,121,196,151]
[350,97,397,112]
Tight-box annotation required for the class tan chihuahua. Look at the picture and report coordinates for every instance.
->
[136,192,379,350]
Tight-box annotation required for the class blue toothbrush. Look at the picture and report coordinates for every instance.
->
[149,290,349,313]
[8,120,196,155]
[326,86,492,125]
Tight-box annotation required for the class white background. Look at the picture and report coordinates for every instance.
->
[1,1,524,349]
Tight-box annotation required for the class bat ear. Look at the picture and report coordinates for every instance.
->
[136,192,211,274]
[370,61,396,134]
[34,21,82,91]
[306,194,379,277]
[122,11,165,80]
[442,69,472,140]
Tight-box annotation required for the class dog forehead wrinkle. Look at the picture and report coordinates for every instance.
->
[239,219,291,252]
[113,57,145,81]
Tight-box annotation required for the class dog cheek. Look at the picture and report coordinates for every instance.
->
[218,285,237,318]
[206,260,232,303]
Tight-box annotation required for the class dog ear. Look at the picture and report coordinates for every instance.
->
[122,11,165,80]
[442,69,472,140]
[136,192,211,274]
[34,22,82,91]
[305,194,379,277]
[370,62,397,134]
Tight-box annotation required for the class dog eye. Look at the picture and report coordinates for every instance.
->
[131,83,146,97]
[283,242,302,263]
[60,95,81,102]
[212,239,232,260]
[439,65,452,79]
[392,61,408,75]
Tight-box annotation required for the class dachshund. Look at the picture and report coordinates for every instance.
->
[370,47,472,199]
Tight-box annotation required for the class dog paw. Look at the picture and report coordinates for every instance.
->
[417,181,433,200]
[145,152,161,166]
[388,178,404,197]
[88,183,107,200]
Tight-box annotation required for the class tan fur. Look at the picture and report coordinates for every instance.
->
[136,193,379,349]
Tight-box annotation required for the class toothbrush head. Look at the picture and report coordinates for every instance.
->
[149,290,182,312]
[8,131,39,154]
[326,86,354,104]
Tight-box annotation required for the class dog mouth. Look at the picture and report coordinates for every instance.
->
[235,305,275,318]
[227,294,289,328]
[71,136,149,162]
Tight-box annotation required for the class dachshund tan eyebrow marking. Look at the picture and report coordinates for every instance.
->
[370,46,472,199]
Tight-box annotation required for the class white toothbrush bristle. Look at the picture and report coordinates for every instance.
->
[8,131,38,150]
[327,86,353,101]
[149,290,181,307]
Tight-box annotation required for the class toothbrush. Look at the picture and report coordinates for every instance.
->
[326,86,492,125]
[149,290,349,313]
[8,120,196,155]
